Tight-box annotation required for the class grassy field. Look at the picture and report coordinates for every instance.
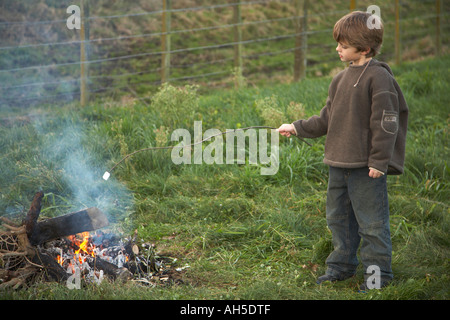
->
[0,54,449,300]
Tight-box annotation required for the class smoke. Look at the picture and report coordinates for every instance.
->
[35,116,134,223]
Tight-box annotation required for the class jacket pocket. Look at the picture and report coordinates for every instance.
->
[381,110,398,134]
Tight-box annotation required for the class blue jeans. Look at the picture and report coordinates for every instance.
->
[325,166,393,281]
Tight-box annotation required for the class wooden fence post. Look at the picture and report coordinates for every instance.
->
[436,0,442,56]
[161,0,171,84]
[350,0,356,11]
[294,0,307,82]
[395,0,401,64]
[80,0,89,106]
[233,0,243,88]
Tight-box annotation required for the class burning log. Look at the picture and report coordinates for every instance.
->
[30,207,109,245]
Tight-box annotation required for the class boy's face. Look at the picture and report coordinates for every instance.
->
[336,42,370,65]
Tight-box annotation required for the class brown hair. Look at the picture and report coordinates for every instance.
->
[333,11,384,58]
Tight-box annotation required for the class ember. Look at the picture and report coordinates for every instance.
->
[43,229,185,288]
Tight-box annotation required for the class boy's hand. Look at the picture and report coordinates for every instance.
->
[369,168,383,179]
[277,124,296,137]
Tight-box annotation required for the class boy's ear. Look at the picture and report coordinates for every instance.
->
[361,47,371,56]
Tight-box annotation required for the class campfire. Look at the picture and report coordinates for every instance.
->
[47,230,135,288]
[0,191,186,290]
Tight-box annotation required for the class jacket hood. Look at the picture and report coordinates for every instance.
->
[371,59,394,76]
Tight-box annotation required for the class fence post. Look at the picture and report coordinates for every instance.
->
[233,0,243,88]
[161,0,171,84]
[350,0,356,11]
[80,0,89,106]
[294,0,308,82]
[394,0,401,64]
[436,0,442,56]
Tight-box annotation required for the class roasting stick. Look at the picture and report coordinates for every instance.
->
[102,126,311,181]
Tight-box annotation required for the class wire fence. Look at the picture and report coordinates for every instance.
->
[0,0,448,108]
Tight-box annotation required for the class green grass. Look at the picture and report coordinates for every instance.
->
[1,55,449,300]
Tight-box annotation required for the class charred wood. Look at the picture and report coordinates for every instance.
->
[88,257,132,282]
[23,191,44,239]
[31,249,68,282]
[30,207,109,245]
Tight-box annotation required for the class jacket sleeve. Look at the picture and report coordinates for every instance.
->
[368,74,400,173]
[292,97,330,138]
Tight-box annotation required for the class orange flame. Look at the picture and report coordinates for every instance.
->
[70,232,96,257]
[56,231,131,273]
[75,232,89,254]
[57,255,63,266]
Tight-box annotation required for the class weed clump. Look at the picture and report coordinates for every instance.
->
[151,83,200,130]
[255,94,305,128]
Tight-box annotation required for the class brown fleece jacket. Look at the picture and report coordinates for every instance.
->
[292,59,408,175]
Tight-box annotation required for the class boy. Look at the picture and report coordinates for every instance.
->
[278,11,408,290]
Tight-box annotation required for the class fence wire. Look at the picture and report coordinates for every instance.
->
[0,0,448,108]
